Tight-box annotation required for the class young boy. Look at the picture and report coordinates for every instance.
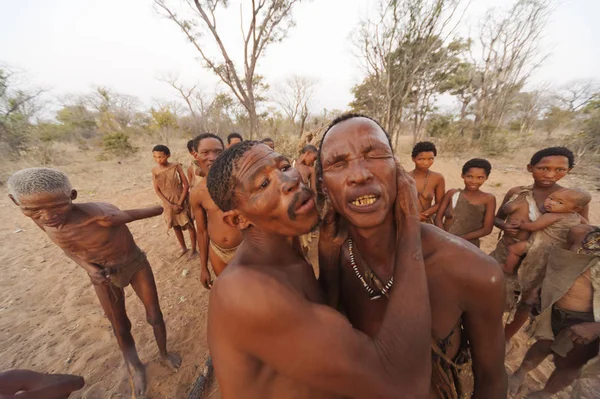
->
[152,145,197,258]
[189,134,243,289]
[8,168,181,398]
[503,188,591,275]
[435,158,496,247]
[186,139,204,189]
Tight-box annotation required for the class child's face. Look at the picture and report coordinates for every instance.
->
[153,151,169,165]
[412,151,435,170]
[15,191,75,228]
[461,168,488,191]
[527,156,570,187]
[544,190,578,213]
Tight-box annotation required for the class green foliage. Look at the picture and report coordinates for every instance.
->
[426,114,454,137]
[101,132,138,158]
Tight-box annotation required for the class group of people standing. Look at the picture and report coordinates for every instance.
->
[3,113,598,399]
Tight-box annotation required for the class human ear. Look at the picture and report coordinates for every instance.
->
[8,194,19,206]
[71,190,78,200]
[222,210,251,230]
[526,164,533,173]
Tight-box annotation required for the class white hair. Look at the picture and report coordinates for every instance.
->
[8,168,72,204]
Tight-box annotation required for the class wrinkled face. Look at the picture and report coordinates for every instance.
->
[228,137,242,148]
[412,151,435,171]
[320,118,396,229]
[462,168,488,191]
[153,151,169,165]
[233,144,319,236]
[196,138,224,173]
[527,156,570,187]
[15,191,76,228]
[544,190,578,213]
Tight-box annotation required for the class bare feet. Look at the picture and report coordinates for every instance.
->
[130,366,146,399]
[508,369,526,397]
[161,352,182,371]
[189,250,198,259]
[178,248,189,259]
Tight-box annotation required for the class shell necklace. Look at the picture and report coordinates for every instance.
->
[348,238,394,300]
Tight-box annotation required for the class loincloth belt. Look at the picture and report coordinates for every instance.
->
[101,249,148,288]
[550,306,597,357]
[430,323,473,399]
[209,240,240,264]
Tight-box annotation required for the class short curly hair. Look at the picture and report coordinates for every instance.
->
[8,168,72,204]
[207,141,261,212]
[530,147,575,168]
[462,158,492,176]
[411,141,437,158]
[152,144,170,156]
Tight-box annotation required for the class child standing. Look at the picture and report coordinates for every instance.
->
[152,144,197,257]
[435,158,496,248]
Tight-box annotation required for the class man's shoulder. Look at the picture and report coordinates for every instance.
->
[190,181,209,200]
[75,202,120,217]
[422,224,502,282]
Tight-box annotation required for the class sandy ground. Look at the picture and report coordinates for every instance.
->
[0,138,598,398]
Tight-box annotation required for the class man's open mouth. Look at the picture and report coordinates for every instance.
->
[350,194,379,207]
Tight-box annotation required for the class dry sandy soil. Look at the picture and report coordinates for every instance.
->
[0,138,598,398]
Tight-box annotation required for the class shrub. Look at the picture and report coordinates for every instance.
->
[101,132,138,157]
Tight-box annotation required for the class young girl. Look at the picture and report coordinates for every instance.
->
[409,141,445,224]
[435,158,496,248]
[152,145,197,257]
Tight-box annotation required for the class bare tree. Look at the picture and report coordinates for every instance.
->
[352,0,469,146]
[275,75,316,136]
[155,0,302,139]
[556,78,600,113]
[472,0,552,139]
[158,73,200,118]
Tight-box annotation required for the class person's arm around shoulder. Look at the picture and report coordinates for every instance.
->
[434,188,456,229]
[318,200,347,309]
[191,186,211,289]
[459,251,507,399]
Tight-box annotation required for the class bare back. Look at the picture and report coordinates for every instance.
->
[41,203,138,267]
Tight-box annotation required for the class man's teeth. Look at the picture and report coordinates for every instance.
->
[352,195,377,207]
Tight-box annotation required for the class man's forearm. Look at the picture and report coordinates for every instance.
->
[124,205,163,222]
[65,253,101,275]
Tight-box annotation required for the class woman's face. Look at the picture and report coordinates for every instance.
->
[527,155,571,188]
[412,151,435,171]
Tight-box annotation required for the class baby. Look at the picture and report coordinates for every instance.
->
[503,188,590,274]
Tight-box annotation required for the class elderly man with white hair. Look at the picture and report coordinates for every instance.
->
[8,167,181,398]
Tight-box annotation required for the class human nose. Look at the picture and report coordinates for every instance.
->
[280,171,300,194]
[347,159,373,185]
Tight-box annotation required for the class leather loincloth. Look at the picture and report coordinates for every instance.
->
[101,249,148,288]
[209,240,240,264]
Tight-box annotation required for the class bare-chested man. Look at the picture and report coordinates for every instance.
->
[8,168,181,398]
[509,224,600,398]
[317,114,507,399]
[190,133,243,289]
[205,141,432,398]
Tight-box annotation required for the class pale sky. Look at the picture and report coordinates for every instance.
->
[1,0,599,117]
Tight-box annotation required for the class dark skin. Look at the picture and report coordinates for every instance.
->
[152,151,197,258]
[318,118,507,399]
[227,137,242,148]
[508,224,600,399]
[295,150,317,192]
[499,158,590,342]
[409,151,445,222]
[9,191,181,398]
[0,370,84,399]
[186,149,205,187]
[189,137,243,289]
[208,144,432,398]
[435,167,496,242]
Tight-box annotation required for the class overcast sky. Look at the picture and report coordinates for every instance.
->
[1,0,599,116]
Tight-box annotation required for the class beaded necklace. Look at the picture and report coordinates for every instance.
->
[348,238,394,300]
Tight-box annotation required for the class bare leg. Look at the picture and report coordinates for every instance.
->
[509,339,553,396]
[188,224,198,258]
[172,226,188,257]
[208,246,227,277]
[505,291,537,343]
[93,283,146,397]
[504,241,527,274]
[130,263,181,371]
[526,340,600,398]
